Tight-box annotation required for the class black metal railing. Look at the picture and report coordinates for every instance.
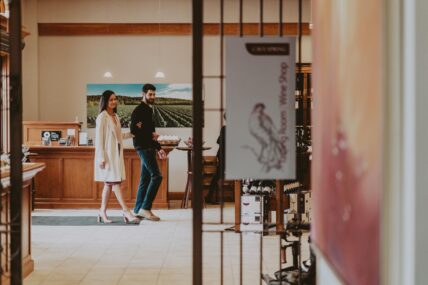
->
[196,0,314,284]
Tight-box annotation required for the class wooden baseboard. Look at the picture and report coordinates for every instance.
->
[169,192,186,200]
[169,191,234,202]
[23,256,34,279]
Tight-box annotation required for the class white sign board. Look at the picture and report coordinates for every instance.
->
[225,37,296,179]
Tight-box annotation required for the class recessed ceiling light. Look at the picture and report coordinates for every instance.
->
[154,71,165,78]
[103,72,113,78]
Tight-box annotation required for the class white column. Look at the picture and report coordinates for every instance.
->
[382,0,406,284]
[412,0,428,283]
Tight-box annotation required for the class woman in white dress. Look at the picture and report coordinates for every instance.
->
[94,90,139,224]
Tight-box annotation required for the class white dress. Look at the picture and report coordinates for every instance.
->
[94,110,133,182]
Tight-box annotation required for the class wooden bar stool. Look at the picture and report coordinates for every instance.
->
[176,146,211,208]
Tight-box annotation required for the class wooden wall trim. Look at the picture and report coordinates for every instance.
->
[38,23,311,36]
[169,192,185,200]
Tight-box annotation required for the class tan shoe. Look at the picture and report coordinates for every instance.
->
[148,211,160,221]
[138,209,160,221]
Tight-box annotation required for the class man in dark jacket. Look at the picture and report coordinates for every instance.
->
[131,83,166,221]
[205,122,226,204]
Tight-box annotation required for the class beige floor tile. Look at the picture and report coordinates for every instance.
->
[38,281,80,285]
[157,278,192,285]
[55,264,93,272]
[119,274,159,283]
[81,273,124,283]
[86,267,126,275]
[23,279,43,285]
[25,269,51,280]
[118,280,155,285]
[124,268,160,275]
[43,273,85,283]
[79,280,120,285]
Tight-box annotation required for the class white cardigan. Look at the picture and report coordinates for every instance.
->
[94,111,133,182]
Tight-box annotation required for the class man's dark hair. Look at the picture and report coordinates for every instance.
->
[99,90,117,114]
[142,84,156,94]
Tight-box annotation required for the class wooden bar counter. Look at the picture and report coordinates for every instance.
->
[29,146,171,209]
[1,162,45,283]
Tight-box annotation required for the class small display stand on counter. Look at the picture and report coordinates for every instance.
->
[23,121,82,146]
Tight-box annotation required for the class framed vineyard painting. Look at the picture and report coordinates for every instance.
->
[87,83,192,128]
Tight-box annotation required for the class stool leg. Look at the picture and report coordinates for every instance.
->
[185,175,192,208]
[181,175,190,208]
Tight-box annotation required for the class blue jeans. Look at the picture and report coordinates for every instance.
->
[134,149,163,212]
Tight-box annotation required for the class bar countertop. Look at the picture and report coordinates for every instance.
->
[1,162,46,188]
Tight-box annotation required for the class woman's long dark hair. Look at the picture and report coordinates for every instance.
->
[99,90,117,114]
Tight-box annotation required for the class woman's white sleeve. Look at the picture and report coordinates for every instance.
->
[95,116,108,162]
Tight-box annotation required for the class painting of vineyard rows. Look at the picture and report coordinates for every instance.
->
[87,83,192,128]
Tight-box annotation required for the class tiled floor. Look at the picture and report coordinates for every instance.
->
[25,204,309,285]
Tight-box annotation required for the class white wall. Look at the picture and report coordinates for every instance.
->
[22,0,39,120]
[382,0,403,284]
[23,0,312,192]
[36,0,311,23]
[411,0,428,283]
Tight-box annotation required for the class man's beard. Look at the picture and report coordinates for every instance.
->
[146,98,155,104]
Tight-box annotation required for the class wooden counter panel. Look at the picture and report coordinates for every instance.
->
[124,158,133,200]
[157,158,168,204]
[130,158,140,200]
[30,146,169,209]
[32,158,61,199]
[95,182,104,199]
[63,158,94,199]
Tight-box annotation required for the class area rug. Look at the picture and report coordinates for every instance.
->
[32,216,141,226]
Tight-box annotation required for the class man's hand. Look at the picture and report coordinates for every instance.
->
[99,161,106,169]
[136,122,143,128]
[157,149,167,159]
[152,132,160,141]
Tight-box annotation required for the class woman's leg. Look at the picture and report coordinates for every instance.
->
[112,184,138,223]
[112,184,129,211]
[99,184,112,223]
